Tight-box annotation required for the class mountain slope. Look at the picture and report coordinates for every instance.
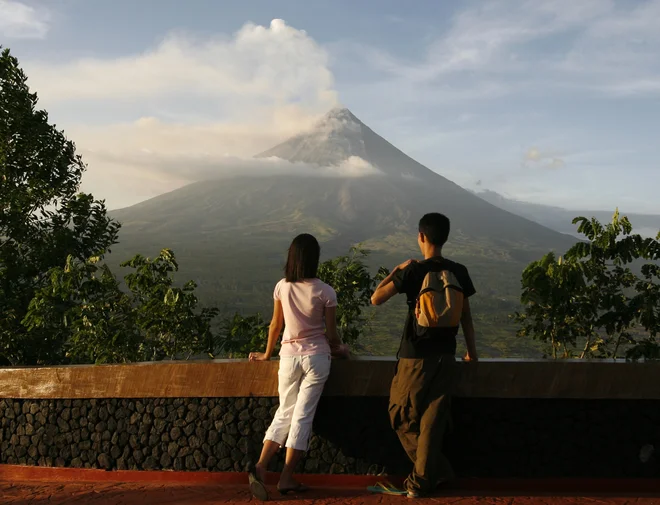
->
[109,108,577,357]
[476,189,660,238]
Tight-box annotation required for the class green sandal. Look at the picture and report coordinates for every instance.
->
[367,481,407,496]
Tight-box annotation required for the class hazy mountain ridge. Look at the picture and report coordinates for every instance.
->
[474,189,660,238]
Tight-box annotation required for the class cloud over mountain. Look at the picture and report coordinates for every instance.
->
[21,19,340,208]
[87,149,381,182]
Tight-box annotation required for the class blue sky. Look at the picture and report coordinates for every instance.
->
[3,0,660,213]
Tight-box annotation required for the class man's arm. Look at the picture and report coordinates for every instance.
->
[461,297,478,361]
[371,259,415,306]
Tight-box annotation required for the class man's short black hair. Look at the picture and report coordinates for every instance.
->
[418,213,450,246]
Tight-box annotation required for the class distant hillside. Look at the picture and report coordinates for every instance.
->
[109,108,578,357]
[475,189,660,238]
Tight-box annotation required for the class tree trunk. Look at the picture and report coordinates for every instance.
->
[613,333,624,360]
[579,334,592,359]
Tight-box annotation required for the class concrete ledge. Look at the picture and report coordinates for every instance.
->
[1,358,659,399]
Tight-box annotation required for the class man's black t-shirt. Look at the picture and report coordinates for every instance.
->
[392,256,476,359]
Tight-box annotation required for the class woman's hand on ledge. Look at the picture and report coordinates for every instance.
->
[249,352,271,362]
[331,343,350,360]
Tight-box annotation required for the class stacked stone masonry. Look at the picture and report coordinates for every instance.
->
[1,396,659,478]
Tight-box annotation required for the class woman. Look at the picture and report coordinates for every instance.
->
[248,233,348,501]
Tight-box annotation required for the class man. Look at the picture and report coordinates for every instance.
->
[371,212,478,498]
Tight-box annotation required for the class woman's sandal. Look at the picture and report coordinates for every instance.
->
[248,472,269,501]
[277,483,310,495]
[367,481,408,496]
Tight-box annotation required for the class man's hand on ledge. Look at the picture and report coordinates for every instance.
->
[463,352,478,362]
[249,352,271,362]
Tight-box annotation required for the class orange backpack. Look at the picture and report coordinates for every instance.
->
[414,269,464,336]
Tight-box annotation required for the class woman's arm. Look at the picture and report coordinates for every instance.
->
[325,306,341,348]
[249,300,284,361]
[325,306,349,358]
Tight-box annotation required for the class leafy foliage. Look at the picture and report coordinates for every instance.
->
[23,249,218,364]
[22,255,138,364]
[317,246,389,348]
[513,252,593,358]
[120,250,219,361]
[0,48,119,365]
[214,313,269,359]
[514,210,660,359]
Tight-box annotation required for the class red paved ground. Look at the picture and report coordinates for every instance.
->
[2,480,660,505]
[0,468,658,505]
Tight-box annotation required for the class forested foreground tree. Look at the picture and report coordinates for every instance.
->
[0,48,221,365]
[0,48,120,364]
[23,250,218,364]
[513,210,660,360]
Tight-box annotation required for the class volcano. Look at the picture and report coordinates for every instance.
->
[109,108,576,356]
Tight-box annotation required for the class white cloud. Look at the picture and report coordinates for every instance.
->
[524,147,565,169]
[70,111,323,163]
[401,173,422,183]
[85,147,381,182]
[559,1,660,81]
[366,0,613,81]
[20,19,341,209]
[69,115,382,209]
[603,79,660,96]
[583,0,660,40]
[25,19,336,106]
[78,146,381,209]
[0,0,49,39]
[333,156,381,177]
[350,0,660,99]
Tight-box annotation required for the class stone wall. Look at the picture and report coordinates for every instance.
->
[2,395,659,478]
[1,398,272,473]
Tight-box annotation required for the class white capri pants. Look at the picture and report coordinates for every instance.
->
[264,353,331,451]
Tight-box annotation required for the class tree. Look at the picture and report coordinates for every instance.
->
[214,246,388,357]
[22,255,141,364]
[514,210,660,360]
[513,252,594,359]
[0,48,119,365]
[23,249,218,364]
[120,249,219,361]
[317,246,388,348]
[214,313,269,359]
